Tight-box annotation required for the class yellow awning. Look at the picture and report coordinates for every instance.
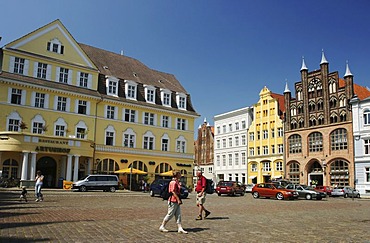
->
[114,168,147,175]
[159,170,174,177]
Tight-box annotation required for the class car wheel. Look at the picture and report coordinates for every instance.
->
[218,193,221,196]
[109,187,116,193]
[276,192,284,200]
[305,194,312,200]
[231,191,235,196]
[150,190,155,197]
[241,191,245,196]
[80,186,87,192]
[252,191,259,199]
[356,194,361,198]
[344,193,348,198]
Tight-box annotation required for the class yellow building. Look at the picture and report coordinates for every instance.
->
[247,86,285,184]
[0,20,198,188]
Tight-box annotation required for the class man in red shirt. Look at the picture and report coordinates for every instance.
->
[195,171,211,220]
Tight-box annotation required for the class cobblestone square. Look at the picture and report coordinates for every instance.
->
[1,189,369,242]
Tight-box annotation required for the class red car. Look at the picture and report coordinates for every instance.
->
[315,186,333,196]
[216,181,245,196]
[252,183,299,200]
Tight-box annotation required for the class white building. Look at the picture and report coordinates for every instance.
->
[214,107,253,184]
[350,95,370,196]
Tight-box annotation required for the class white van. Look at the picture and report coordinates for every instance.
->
[72,174,119,192]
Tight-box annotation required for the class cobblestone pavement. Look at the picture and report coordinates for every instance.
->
[1,189,370,243]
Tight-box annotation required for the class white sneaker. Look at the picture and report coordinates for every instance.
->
[159,225,168,233]
[178,228,188,234]
[35,199,39,202]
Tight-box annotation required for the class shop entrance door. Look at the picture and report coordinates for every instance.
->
[36,156,57,188]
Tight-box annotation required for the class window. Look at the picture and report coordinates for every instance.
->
[228,154,232,166]
[76,127,86,139]
[162,138,169,151]
[124,134,135,148]
[241,152,246,165]
[263,162,271,171]
[257,131,260,140]
[263,130,268,139]
[124,109,136,123]
[47,39,64,54]
[331,129,348,150]
[176,118,186,130]
[14,57,25,74]
[32,122,44,134]
[251,164,257,172]
[143,132,155,150]
[11,88,22,105]
[223,125,226,133]
[34,92,45,108]
[289,135,302,154]
[125,80,137,100]
[144,112,155,125]
[59,67,69,83]
[147,89,155,102]
[235,136,239,146]
[106,106,116,119]
[229,124,232,132]
[257,147,260,155]
[249,147,254,156]
[176,140,186,153]
[36,62,48,79]
[216,155,220,166]
[271,129,275,138]
[276,161,283,171]
[309,132,323,152]
[278,128,283,137]
[330,159,349,186]
[161,115,169,128]
[161,89,171,106]
[241,135,246,145]
[222,139,226,148]
[77,72,88,87]
[57,96,67,111]
[106,77,119,96]
[78,100,87,115]
[216,140,220,149]
[263,146,268,155]
[289,162,300,184]
[217,126,220,134]
[242,120,246,129]
[106,131,114,145]
[278,144,283,154]
[235,122,239,130]
[55,125,65,137]
[364,110,370,125]
[176,92,186,110]
[2,159,19,179]
[222,155,226,166]
[228,137,232,147]
[364,140,370,155]
[366,167,370,183]
[271,145,275,154]
[8,119,20,132]
[249,132,254,141]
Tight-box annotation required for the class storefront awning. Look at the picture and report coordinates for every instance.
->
[249,176,256,179]
[273,176,282,179]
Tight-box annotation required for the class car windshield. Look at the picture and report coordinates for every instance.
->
[302,185,315,190]
[274,184,284,189]
[219,182,233,187]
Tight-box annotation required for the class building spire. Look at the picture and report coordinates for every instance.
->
[300,56,308,71]
[344,60,353,77]
[320,49,328,64]
[203,117,207,123]
[284,79,291,93]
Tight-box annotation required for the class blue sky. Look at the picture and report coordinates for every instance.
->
[1,0,370,130]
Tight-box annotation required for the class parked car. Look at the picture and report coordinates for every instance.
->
[285,184,326,200]
[245,184,255,193]
[331,187,345,197]
[270,179,292,187]
[252,183,299,200]
[315,186,333,196]
[149,179,189,199]
[216,181,245,196]
[71,174,119,192]
[343,186,360,198]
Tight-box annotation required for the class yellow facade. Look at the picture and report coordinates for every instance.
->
[0,20,198,189]
[247,86,284,184]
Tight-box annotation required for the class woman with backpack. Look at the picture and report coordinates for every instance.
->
[159,171,187,234]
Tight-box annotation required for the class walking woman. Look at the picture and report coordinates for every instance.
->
[35,170,44,202]
[159,171,187,234]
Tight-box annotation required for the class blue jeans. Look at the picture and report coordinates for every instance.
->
[35,183,43,199]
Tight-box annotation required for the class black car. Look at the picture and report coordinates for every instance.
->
[149,179,189,199]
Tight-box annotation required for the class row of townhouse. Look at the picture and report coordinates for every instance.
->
[195,52,370,196]
[0,19,199,188]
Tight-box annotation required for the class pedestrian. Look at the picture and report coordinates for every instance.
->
[35,170,44,202]
[159,171,188,234]
[195,170,211,220]
[19,186,28,202]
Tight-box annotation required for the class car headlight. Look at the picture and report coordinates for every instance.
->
[286,192,292,194]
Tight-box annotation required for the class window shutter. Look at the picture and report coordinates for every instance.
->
[31,92,36,106]
[21,90,26,105]
[88,74,92,89]
[24,59,29,75]
[66,98,71,112]
[76,72,80,86]
[68,69,72,84]
[46,64,51,80]
[60,45,64,54]
[33,62,39,77]
[9,56,15,72]
[47,42,51,51]
[44,94,49,109]
[86,101,91,115]
[56,67,60,82]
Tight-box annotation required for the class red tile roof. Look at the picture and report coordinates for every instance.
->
[271,92,285,113]
[338,78,370,100]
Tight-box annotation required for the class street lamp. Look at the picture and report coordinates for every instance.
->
[129,165,133,191]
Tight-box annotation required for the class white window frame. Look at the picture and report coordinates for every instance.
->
[161,88,171,107]
[106,76,119,96]
[78,72,91,88]
[144,85,156,104]
[7,112,21,132]
[176,118,187,130]
[143,131,155,150]
[125,80,137,100]
[176,136,186,153]
[47,38,64,54]
[123,128,136,148]
[176,92,186,110]
[143,112,155,125]
[54,118,67,137]
[106,105,117,119]
[31,115,45,134]
[105,125,115,146]
[32,92,49,109]
[161,115,170,128]
[161,134,170,151]
[124,109,136,123]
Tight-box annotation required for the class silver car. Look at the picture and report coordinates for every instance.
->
[244,184,254,193]
[331,187,345,197]
[285,184,326,200]
[343,186,360,198]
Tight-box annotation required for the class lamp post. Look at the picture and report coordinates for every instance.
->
[129,165,132,191]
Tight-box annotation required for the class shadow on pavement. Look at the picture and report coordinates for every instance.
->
[205,216,230,220]
[0,236,51,242]
[185,227,210,232]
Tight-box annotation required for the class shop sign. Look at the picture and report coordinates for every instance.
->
[35,146,71,153]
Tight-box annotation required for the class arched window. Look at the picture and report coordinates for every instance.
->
[330,128,347,150]
[54,117,67,137]
[130,161,148,172]
[288,134,302,154]
[318,115,324,125]
[290,120,297,130]
[123,128,136,148]
[309,116,316,127]
[96,158,119,174]
[340,111,347,122]
[330,113,338,123]
[7,111,21,132]
[298,118,304,128]
[330,159,349,186]
[329,78,337,94]
[143,131,155,150]
[290,105,296,116]
[105,125,115,146]
[308,101,316,112]
[2,159,19,179]
[329,96,337,108]
[288,162,300,184]
[339,95,346,107]
[155,162,173,174]
[75,120,88,139]
[317,100,324,111]
[31,115,45,134]
[309,132,323,152]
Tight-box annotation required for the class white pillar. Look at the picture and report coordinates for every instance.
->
[60,156,67,179]
[29,152,37,180]
[87,158,92,175]
[66,155,73,181]
[21,152,29,180]
[73,155,80,182]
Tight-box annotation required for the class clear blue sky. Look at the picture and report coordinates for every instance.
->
[1,0,370,130]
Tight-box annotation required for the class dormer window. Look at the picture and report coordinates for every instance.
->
[144,85,156,104]
[106,76,119,96]
[47,38,64,54]
[161,88,171,107]
[125,80,137,100]
[176,92,187,110]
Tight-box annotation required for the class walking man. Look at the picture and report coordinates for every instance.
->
[195,171,211,220]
